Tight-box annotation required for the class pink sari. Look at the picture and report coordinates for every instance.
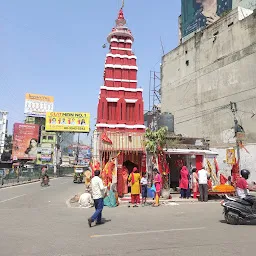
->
[154,173,162,195]
[179,166,189,189]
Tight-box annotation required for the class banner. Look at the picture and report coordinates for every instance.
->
[181,0,232,37]
[226,148,236,165]
[24,93,54,117]
[12,123,40,160]
[45,112,90,132]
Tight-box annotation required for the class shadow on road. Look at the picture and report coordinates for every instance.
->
[92,218,112,228]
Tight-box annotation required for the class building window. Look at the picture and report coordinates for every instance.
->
[126,103,135,122]
[48,136,54,141]
[107,102,117,121]
[121,103,123,120]
[43,136,47,140]
[186,60,189,66]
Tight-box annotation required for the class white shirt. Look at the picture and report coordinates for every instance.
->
[141,177,147,185]
[236,188,249,199]
[91,176,106,200]
[78,193,94,208]
[198,169,208,184]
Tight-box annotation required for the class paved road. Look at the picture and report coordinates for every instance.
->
[0,178,255,256]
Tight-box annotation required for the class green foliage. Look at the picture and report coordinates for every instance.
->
[4,135,13,151]
[144,127,168,154]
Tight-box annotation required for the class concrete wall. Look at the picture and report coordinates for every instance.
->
[161,8,256,147]
[211,144,256,183]
[233,0,256,10]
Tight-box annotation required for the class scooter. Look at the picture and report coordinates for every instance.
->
[221,194,256,225]
[41,175,50,187]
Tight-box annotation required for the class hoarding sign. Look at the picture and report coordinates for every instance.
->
[12,123,40,160]
[45,112,90,133]
[24,93,54,117]
[181,0,232,37]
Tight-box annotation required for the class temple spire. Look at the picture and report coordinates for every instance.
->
[121,0,124,9]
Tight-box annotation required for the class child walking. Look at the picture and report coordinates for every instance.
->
[141,172,148,205]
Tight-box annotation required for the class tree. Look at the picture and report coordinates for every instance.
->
[1,135,13,162]
[144,127,168,154]
[144,127,170,189]
[4,135,13,151]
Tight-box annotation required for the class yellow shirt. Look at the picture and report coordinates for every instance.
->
[128,173,141,195]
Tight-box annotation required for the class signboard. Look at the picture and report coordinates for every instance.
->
[181,0,232,37]
[12,123,40,160]
[24,93,54,117]
[226,148,236,165]
[45,112,90,133]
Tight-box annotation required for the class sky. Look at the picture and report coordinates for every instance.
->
[0,0,181,144]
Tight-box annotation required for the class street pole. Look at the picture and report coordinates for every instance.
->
[76,133,80,165]
[230,102,240,168]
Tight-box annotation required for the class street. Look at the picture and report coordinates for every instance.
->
[0,177,255,256]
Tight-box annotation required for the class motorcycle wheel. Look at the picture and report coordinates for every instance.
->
[225,212,239,225]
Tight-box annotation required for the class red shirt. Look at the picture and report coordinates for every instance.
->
[236,177,248,189]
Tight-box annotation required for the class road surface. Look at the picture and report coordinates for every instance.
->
[0,177,255,256]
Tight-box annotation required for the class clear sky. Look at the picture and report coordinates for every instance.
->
[1,0,181,143]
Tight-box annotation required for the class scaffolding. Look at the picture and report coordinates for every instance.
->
[146,71,161,130]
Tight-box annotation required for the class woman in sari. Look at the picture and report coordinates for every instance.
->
[153,169,162,207]
[179,166,189,199]
[128,167,141,206]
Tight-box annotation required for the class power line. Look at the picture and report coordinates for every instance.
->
[176,105,229,125]
[168,86,256,113]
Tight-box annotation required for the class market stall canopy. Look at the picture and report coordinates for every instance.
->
[164,148,218,157]
[97,131,145,152]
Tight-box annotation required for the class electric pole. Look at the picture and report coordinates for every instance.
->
[230,101,240,167]
[76,133,80,165]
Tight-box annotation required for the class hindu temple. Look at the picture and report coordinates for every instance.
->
[93,4,146,196]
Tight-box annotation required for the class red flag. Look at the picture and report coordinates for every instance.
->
[101,132,112,144]
[220,174,228,185]
[239,141,250,154]
[214,157,219,175]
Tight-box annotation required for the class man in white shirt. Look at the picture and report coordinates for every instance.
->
[88,170,107,227]
[198,167,209,202]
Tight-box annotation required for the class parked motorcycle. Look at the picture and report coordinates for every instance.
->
[221,194,256,225]
[41,175,49,187]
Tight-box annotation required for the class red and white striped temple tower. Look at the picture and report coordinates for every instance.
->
[93,4,146,196]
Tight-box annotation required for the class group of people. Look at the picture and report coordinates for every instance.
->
[128,167,162,207]
[179,166,210,202]
[87,167,164,227]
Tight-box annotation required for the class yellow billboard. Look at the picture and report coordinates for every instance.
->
[45,112,90,133]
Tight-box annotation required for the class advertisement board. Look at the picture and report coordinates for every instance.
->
[12,123,40,160]
[24,93,54,117]
[45,112,90,133]
[181,0,232,37]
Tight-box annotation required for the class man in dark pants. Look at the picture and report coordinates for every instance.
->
[88,170,106,227]
[198,167,209,202]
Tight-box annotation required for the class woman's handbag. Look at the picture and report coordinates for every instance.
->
[151,184,156,192]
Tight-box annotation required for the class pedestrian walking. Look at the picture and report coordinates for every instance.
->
[88,170,107,227]
[198,167,209,202]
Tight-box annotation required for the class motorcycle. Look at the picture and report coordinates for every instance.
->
[221,194,256,225]
[41,175,49,187]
